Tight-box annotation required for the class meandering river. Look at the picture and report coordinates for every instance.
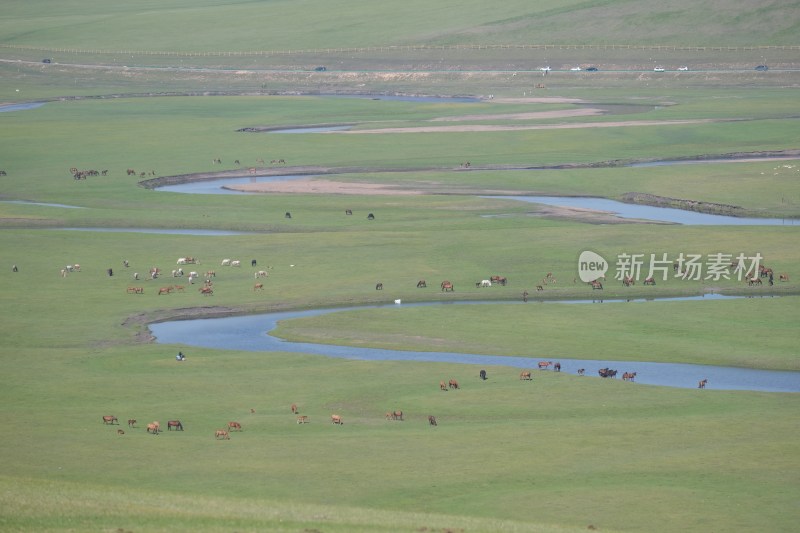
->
[149,295,800,393]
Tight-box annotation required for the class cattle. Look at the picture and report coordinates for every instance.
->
[428,415,438,426]
[296,415,309,424]
[291,404,298,414]
[477,279,492,288]
[698,379,708,389]
[520,371,532,380]
[102,415,118,425]
[440,381,448,391]
[441,280,454,292]
[538,361,552,370]
[254,283,264,291]
[479,369,487,380]
[331,414,344,425]
[215,429,230,440]
[127,419,137,428]
[448,379,459,390]
[228,421,242,431]
[416,280,427,288]
[167,420,183,431]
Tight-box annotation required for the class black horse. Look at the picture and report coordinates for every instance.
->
[479,369,487,380]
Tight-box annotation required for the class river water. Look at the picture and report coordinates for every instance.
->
[149,296,800,393]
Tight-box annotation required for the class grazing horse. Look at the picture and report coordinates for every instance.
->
[331,414,344,425]
[215,429,230,439]
[598,368,617,378]
[441,280,454,292]
[477,279,492,287]
[538,361,552,370]
[554,362,561,372]
[199,286,213,295]
[117,429,125,435]
[127,419,137,428]
[158,287,173,295]
[779,273,789,282]
[479,369,487,380]
[102,415,118,425]
[345,209,353,215]
[291,403,298,414]
[392,410,404,421]
[167,420,183,431]
[644,277,656,285]
[228,421,242,431]
[296,415,309,424]
[698,379,708,389]
[417,280,427,288]
[448,379,459,390]
[520,371,532,380]
[440,380,448,391]
[367,213,375,220]
[254,283,264,291]
[748,277,762,286]
[146,422,160,434]
[428,415,438,426]
[375,283,383,290]
[490,275,507,286]
[285,212,292,219]
[590,280,603,290]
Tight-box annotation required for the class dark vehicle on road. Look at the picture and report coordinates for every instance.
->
[754,65,768,71]
[313,66,326,71]
[585,66,598,71]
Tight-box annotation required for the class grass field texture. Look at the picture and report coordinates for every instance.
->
[1,2,799,532]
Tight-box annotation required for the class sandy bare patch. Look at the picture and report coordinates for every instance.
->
[431,108,603,122]
[227,178,424,195]
[339,119,716,134]
[488,97,588,104]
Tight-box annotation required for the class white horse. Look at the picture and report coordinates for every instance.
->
[230,260,241,267]
[221,259,231,266]
[479,279,492,287]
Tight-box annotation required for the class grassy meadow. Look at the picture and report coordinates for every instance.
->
[1,1,800,532]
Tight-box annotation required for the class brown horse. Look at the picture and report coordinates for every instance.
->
[417,279,427,288]
[146,422,160,434]
[102,415,118,425]
[291,403,298,414]
[520,371,532,380]
[448,379,459,389]
[127,419,137,428]
[296,415,309,424]
[228,421,242,431]
[490,275,507,285]
[331,414,343,425]
[428,415,438,426]
[441,281,454,292]
[253,283,264,291]
[698,379,708,389]
[167,420,183,431]
[440,380,448,391]
[622,372,637,381]
[538,361,552,370]
[779,273,789,282]
[215,429,230,439]
[392,410,403,421]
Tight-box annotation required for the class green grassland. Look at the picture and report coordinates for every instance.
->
[1,1,800,532]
